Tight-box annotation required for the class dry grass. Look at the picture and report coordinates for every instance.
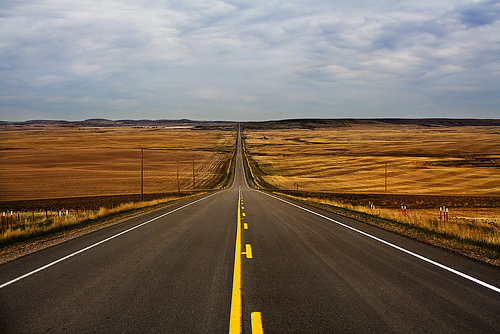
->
[244,124,500,195]
[0,195,189,247]
[284,194,500,246]
[0,125,236,201]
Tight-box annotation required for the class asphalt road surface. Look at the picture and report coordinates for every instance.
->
[1,133,499,333]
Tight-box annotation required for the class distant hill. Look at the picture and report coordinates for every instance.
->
[1,118,499,129]
[0,119,234,129]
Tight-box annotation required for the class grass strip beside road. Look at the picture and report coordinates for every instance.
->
[0,193,203,254]
[272,191,500,266]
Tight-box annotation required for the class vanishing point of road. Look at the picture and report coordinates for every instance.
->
[1,132,499,333]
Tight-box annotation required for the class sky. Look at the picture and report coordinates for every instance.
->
[1,0,499,121]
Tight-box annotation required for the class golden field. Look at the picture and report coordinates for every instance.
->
[243,124,500,195]
[0,125,236,201]
[243,122,500,258]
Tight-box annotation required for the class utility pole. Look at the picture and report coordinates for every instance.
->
[177,160,180,194]
[192,154,195,189]
[141,148,144,201]
[384,162,387,193]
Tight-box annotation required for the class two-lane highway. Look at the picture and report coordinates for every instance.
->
[1,131,499,333]
[239,189,500,333]
[0,188,238,333]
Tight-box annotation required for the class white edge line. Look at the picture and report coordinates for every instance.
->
[0,192,220,289]
[260,191,500,294]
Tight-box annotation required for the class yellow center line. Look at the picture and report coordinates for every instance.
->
[251,312,264,334]
[229,187,242,334]
[243,244,253,259]
[244,223,248,230]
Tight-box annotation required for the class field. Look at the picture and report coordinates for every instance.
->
[242,120,500,261]
[0,122,236,251]
[0,124,236,201]
[243,122,500,195]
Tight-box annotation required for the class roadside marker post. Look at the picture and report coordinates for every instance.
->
[2,212,5,233]
[11,211,13,229]
[446,207,449,224]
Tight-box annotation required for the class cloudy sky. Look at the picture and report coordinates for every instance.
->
[1,0,499,121]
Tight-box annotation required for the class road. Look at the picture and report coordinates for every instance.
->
[1,132,499,333]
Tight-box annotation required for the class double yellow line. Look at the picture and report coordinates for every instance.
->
[229,187,263,334]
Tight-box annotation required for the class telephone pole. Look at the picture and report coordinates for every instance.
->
[192,154,195,189]
[384,162,387,193]
[176,160,180,194]
[141,148,144,201]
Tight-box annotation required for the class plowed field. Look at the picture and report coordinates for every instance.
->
[243,124,500,196]
[0,125,236,201]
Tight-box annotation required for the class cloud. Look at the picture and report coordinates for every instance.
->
[0,0,499,121]
[459,0,500,28]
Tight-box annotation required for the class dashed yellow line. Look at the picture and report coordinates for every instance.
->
[229,187,242,334]
[251,312,264,334]
[229,188,264,333]
[242,244,253,259]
